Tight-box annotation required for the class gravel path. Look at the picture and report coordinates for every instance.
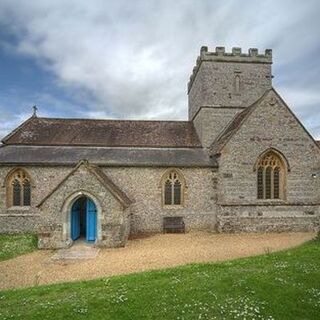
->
[0,232,315,290]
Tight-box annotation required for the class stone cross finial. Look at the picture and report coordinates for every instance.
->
[32,105,38,117]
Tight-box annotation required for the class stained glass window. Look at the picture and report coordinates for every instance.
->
[13,179,21,206]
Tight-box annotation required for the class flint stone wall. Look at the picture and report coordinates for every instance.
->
[0,165,218,246]
[0,166,70,235]
[103,167,218,233]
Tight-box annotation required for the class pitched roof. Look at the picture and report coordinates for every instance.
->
[2,116,202,148]
[0,145,217,167]
[209,91,269,154]
[210,88,320,154]
[37,160,132,208]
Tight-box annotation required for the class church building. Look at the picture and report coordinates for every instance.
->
[0,46,319,249]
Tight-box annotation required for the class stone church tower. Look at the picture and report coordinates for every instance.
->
[189,46,272,147]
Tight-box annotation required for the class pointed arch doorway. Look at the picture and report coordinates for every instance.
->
[71,196,97,242]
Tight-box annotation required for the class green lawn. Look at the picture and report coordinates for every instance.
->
[0,234,37,261]
[0,239,319,320]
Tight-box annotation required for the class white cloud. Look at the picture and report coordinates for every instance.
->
[277,86,320,138]
[0,0,319,137]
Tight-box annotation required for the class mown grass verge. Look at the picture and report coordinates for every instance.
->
[0,234,37,261]
[0,238,319,319]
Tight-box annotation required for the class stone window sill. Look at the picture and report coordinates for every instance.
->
[256,199,287,205]
[7,206,31,211]
[163,205,184,210]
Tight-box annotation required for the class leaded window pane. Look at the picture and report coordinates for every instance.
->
[164,180,172,205]
[265,167,272,199]
[23,180,31,206]
[13,179,21,206]
[257,167,264,199]
[274,167,280,199]
[173,180,181,205]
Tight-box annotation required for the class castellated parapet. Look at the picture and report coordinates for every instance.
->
[189,46,273,147]
[188,46,272,93]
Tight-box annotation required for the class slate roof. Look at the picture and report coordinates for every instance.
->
[2,116,202,148]
[0,145,217,167]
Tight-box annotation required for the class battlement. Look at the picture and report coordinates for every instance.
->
[188,46,272,93]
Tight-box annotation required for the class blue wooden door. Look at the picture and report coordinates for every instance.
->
[71,200,81,240]
[86,198,97,242]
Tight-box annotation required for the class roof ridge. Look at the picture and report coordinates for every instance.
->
[37,116,191,123]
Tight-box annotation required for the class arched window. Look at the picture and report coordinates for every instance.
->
[162,170,185,206]
[6,169,32,207]
[256,152,286,200]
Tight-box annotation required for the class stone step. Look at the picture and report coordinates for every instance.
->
[51,242,100,260]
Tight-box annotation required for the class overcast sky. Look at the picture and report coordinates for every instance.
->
[0,0,319,139]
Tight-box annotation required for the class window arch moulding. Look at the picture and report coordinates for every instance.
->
[5,168,33,208]
[160,168,187,208]
[255,149,288,200]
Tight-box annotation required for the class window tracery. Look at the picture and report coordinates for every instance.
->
[163,170,184,206]
[257,152,285,200]
[7,169,32,207]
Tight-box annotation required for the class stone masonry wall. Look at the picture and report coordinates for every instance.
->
[37,165,130,249]
[0,166,70,234]
[188,47,272,145]
[193,107,243,148]
[189,60,271,119]
[216,90,320,231]
[0,165,218,237]
[218,205,320,233]
[104,167,217,233]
